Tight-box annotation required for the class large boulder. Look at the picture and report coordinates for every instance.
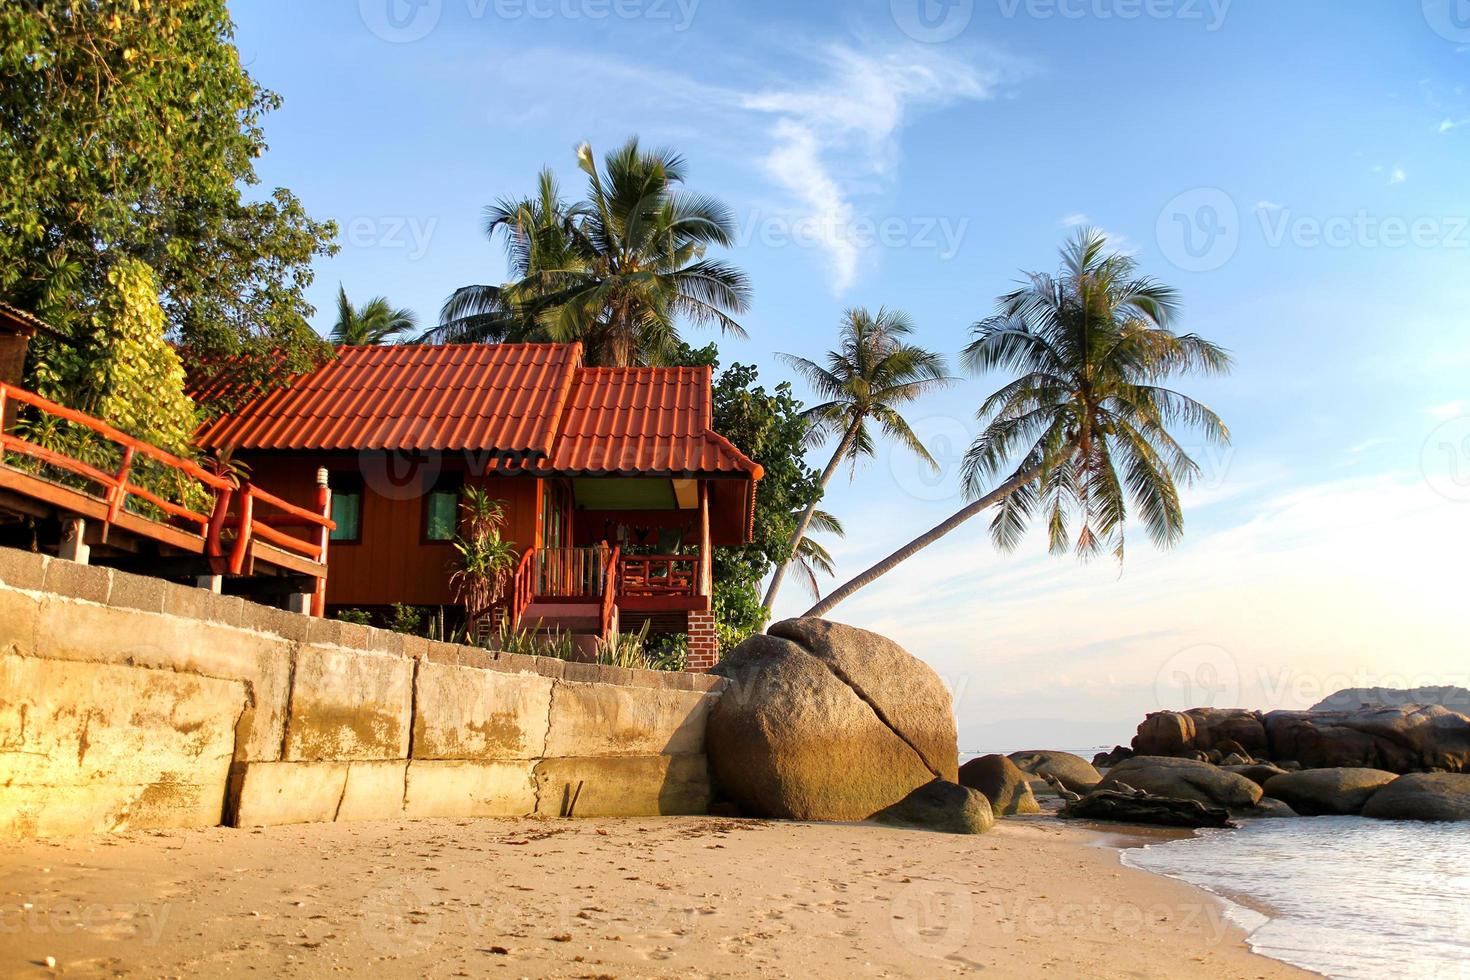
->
[1263,705,1470,773]
[1007,750,1102,793]
[1223,762,1290,788]
[1098,756,1263,809]
[1361,773,1470,822]
[1312,686,1470,714]
[707,621,957,821]
[1262,768,1398,816]
[1132,708,1267,759]
[872,780,995,834]
[959,755,1041,816]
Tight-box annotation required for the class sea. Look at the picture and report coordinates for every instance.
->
[966,748,1470,978]
[1123,817,1470,979]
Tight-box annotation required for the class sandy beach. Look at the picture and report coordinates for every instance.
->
[0,816,1312,979]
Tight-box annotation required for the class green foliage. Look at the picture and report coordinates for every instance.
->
[430,138,751,367]
[448,488,518,627]
[0,0,337,399]
[388,604,425,636]
[331,286,417,346]
[335,609,373,626]
[487,620,577,661]
[593,620,653,669]
[670,345,822,652]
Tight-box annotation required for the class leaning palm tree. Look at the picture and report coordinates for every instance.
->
[330,286,417,346]
[803,229,1232,618]
[429,138,752,366]
[761,307,951,611]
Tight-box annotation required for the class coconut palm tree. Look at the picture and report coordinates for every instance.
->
[330,286,417,346]
[803,229,1232,618]
[428,138,752,367]
[761,307,951,612]
[789,509,844,600]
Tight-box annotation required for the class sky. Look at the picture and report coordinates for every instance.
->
[228,0,1470,751]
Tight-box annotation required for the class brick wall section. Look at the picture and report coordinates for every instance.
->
[0,546,728,838]
[687,610,718,673]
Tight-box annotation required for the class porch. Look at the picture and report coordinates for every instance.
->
[509,544,711,639]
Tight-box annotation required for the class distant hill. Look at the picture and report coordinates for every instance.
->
[1311,686,1470,713]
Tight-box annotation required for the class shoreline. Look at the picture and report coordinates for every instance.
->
[0,815,1313,978]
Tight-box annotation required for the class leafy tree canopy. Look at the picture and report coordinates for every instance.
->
[673,343,823,651]
[0,0,338,402]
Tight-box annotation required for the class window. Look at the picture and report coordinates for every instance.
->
[423,478,463,542]
[329,475,363,543]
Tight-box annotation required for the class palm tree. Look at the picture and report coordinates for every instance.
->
[428,138,752,366]
[330,286,417,346]
[789,509,844,600]
[761,307,951,612]
[803,229,1232,618]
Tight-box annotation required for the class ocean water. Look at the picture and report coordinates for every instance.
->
[1123,817,1470,979]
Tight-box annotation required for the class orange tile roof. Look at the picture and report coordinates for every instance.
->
[196,343,762,481]
[195,344,581,454]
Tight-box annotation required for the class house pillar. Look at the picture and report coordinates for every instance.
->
[687,611,718,672]
[58,518,90,565]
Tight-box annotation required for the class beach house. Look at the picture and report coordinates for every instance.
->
[195,342,762,666]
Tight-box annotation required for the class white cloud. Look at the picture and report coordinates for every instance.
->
[741,43,1022,292]
[1439,117,1467,134]
[1428,400,1466,420]
[1390,167,1408,185]
[1056,212,1137,255]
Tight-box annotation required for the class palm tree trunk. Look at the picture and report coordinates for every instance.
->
[761,419,861,612]
[800,467,1042,619]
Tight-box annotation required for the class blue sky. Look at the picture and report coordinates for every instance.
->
[230,0,1470,749]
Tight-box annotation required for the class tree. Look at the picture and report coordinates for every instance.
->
[0,1,338,402]
[430,138,751,367]
[761,307,950,612]
[668,343,822,651]
[789,509,843,600]
[330,286,416,346]
[804,229,1232,618]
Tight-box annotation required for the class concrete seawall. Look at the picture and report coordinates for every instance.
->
[0,547,723,838]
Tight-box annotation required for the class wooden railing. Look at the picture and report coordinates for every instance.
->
[534,545,610,598]
[0,382,334,614]
[599,545,620,637]
[509,546,536,630]
[619,554,700,597]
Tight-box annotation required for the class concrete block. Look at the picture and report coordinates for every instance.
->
[412,661,554,761]
[283,644,413,762]
[0,654,245,838]
[0,547,47,591]
[532,755,711,818]
[403,760,538,818]
[337,761,408,822]
[229,761,348,827]
[545,683,715,758]
[33,596,293,762]
[245,604,312,642]
[0,586,40,656]
[41,559,111,605]
[161,581,243,626]
[105,570,165,614]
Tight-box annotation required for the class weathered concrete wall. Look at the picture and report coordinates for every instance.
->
[0,547,723,838]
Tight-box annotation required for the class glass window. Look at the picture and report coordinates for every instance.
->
[425,489,460,542]
[330,490,361,542]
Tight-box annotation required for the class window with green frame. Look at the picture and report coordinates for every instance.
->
[329,475,363,543]
[424,478,463,542]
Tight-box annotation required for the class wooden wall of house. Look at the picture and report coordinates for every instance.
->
[240,452,540,609]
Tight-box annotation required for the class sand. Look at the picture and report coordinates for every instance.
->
[0,816,1313,979]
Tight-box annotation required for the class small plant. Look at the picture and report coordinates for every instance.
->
[448,488,517,632]
[489,619,577,661]
[645,633,689,672]
[388,603,424,635]
[335,608,372,626]
[594,620,653,669]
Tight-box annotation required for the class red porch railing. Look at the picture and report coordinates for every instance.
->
[619,554,700,597]
[509,546,536,630]
[599,545,620,637]
[533,545,610,598]
[0,382,334,614]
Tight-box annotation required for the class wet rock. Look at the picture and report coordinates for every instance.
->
[1098,756,1262,809]
[1361,773,1470,822]
[1262,768,1398,816]
[1060,790,1235,829]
